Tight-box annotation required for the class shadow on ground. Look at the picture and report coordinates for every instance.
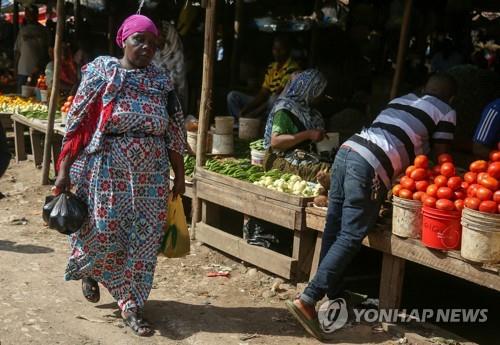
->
[97,300,390,344]
[0,239,54,254]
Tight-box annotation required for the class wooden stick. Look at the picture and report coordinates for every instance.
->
[229,0,243,88]
[74,0,81,40]
[390,0,413,100]
[41,0,64,185]
[191,0,217,239]
[13,0,19,41]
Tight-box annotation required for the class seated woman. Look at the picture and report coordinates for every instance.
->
[263,69,331,181]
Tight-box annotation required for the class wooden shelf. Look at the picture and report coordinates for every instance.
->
[197,168,313,207]
[196,222,297,279]
[196,168,311,230]
[305,206,500,292]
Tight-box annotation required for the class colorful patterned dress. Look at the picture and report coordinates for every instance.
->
[63,56,185,312]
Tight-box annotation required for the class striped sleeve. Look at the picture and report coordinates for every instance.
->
[432,109,456,144]
[473,106,500,146]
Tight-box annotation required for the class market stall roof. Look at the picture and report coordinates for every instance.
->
[2,5,56,24]
[1,0,105,12]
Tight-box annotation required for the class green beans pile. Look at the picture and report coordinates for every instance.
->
[249,139,265,151]
[205,158,265,182]
[184,155,196,177]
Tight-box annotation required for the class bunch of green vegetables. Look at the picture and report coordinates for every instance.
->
[253,170,321,197]
[205,158,264,182]
[249,139,265,151]
[184,155,195,177]
[21,110,61,120]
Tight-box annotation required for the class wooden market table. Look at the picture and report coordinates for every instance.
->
[11,112,66,167]
[194,167,317,280]
[305,205,500,309]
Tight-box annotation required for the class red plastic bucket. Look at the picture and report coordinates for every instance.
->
[421,206,462,250]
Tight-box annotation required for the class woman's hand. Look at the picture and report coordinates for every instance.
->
[308,129,326,142]
[172,176,185,198]
[54,169,71,194]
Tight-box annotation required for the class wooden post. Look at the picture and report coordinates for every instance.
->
[379,253,406,309]
[41,0,64,185]
[308,0,322,66]
[389,0,413,99]
[74,0,81,40]
[229,0,243,88]
[191,0,217,239]
[13,0,19,41]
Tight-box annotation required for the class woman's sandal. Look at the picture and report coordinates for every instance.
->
[81,277,100,303]
[123,313,153,337]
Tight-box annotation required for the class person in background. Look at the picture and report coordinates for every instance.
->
[14,5,49,92]
[154,21,188,113]
[263,69,330,181]
[430,36,464,73]
[54,14,186,337]
[0,121,10,199]
[45,43,77,91]
[473,98,500,159]
[73,39,91,84]
[264,69,326,151]
[0,14,14,59]
[227,35,300,123]
[286,74,457,340]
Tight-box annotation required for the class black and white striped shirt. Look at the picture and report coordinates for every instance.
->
[344,93,456,188]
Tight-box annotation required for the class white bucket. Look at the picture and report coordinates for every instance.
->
[39,89,48,102]
[215,116,234,135]
[392,196,422,239]
[187,131,197,154]
[316,132,339,153]
[212,133,234,155]
[60,111,68,125]
[251,149,265,166]
[21,85,35,98]
[461,207,500,263]
[238,118,260,140]
[187,131,213,154]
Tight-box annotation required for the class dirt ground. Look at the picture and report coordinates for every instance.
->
[0,161,402,345]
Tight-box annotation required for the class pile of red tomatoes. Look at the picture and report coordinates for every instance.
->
[392,146,500,214]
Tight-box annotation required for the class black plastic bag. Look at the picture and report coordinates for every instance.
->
[243,218,279,249]
[42,192,88,235]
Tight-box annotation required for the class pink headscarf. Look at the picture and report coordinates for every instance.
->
[115,14,159,48]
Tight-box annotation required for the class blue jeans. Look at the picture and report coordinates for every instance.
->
[227,91,254,119]
[226,90,277,120]
[301,146,387,305]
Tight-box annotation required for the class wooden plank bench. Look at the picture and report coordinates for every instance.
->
[305,205,500,308]
[11,113,65,168]
[194,168,317,280]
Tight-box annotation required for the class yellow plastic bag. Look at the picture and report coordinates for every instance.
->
[159,195,190,258]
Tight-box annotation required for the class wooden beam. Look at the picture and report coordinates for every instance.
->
[74,0,81,40]
[196,0,217,169]
[229,0,243,88]
[390,0,413,99]
[196,222,297,279]
[13,0,19,41]
[379,253,406,309]
[191,0,217,239]
[41,0,64,185]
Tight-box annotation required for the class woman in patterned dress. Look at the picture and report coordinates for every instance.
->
[54,15,186,336]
